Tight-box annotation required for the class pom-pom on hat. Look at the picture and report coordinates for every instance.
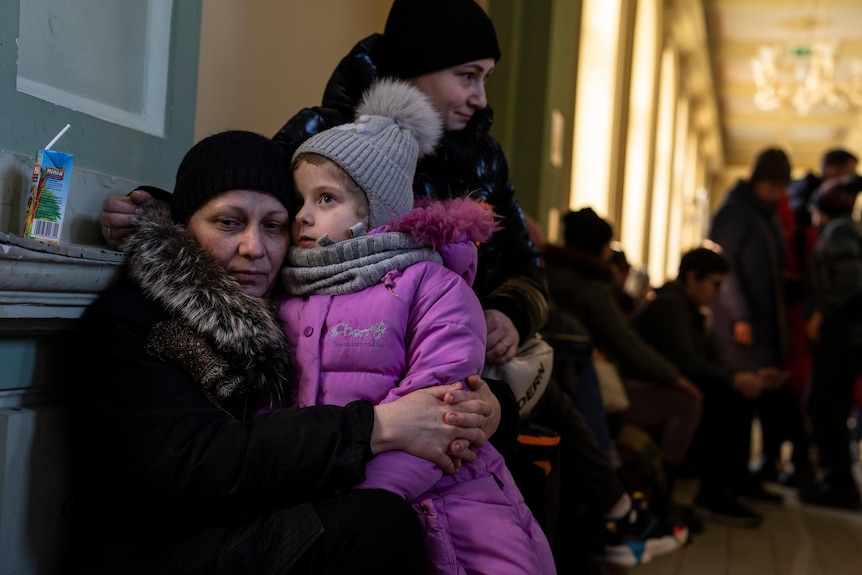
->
[379,0,501,79]
[171,130,292,224]
[293,78,443,230]
[563,207,614,255]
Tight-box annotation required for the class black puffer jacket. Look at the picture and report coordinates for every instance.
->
[273,34,548,342]
[68,203,377,574]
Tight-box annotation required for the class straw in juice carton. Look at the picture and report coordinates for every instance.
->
[24,124,73,244]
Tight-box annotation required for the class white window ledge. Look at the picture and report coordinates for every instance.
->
[0,232,125,324]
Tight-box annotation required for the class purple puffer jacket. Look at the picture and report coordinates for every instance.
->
[278,200,555,575]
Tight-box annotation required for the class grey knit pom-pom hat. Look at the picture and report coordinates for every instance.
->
[293,78,443,230]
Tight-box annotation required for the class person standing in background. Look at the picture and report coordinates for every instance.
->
[788,149,861,250]
[770,184,817,487]
[780,148,861,485]
[800,176,862,511]
[707,147,798,507]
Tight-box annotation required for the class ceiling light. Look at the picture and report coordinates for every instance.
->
[751,42,862,115]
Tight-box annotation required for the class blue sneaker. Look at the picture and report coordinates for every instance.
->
[602,492,687,567]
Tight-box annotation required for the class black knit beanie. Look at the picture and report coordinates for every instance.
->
[749,147,791,186]
[379,0,501,79]
[171,131,292,224]
[563,208,613,255]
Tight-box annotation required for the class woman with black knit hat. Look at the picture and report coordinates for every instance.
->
[67,130,502,575]
[297,0,548,374]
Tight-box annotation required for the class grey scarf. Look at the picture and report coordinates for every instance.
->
[282,231,442,295]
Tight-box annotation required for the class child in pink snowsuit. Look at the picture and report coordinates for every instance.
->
[278,79,555,575]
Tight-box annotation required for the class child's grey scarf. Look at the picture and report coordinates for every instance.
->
[282,231,443,296]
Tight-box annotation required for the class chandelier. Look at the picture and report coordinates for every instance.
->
[751,42,862,115]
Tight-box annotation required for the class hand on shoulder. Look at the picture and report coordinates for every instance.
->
[99,189,154,249]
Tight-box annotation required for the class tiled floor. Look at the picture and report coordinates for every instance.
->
[632,476,862,575]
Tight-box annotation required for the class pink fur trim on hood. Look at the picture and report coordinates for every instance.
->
[389,197,500,248]
[386,198,500,287]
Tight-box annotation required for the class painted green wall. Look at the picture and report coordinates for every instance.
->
[0,0,202,192]
[488,0,582,231]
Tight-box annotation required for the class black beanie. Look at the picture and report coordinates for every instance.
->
[171,131,292,224]
[379,0,501,79]
[749,147,791,186]
[563,208,613,255]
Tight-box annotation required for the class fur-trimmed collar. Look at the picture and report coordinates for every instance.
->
[389,197,498,284]
[390,197,498,248]
[123,201,292,412]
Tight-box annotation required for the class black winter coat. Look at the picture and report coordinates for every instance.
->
[631,281,735,394]
[68,204,377,574]
[708,179,787,369]
[542,244,680,386]
[273,34,548,343]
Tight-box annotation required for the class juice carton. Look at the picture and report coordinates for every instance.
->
[23,149,74,244]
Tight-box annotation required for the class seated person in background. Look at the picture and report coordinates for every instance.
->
[800,176,862,511]
[524,213,688,570]
[542,209,701,401]
[543,208,702,498]
[630,244,778,527]
[538,304,689,570]
[278,79,555,574]
[67,130,502,575]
